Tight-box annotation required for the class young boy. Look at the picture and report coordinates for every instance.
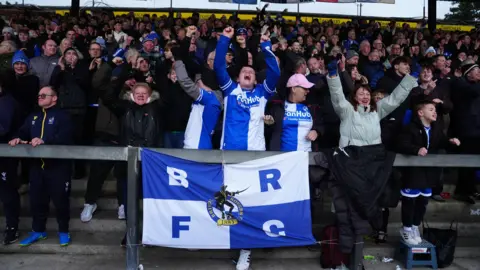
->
[396,101,460,245]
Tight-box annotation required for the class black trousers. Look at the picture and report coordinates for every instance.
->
[69,113,87,176]
[0,159,20,229]
[401,196,428,227]
[30,163,71,233]
[455,137,480,196]
[84,139,124,205]
[18,159,30,185]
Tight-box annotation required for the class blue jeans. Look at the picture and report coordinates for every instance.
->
[164,132,185,149]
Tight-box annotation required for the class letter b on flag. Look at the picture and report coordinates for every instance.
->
[167,166,189,188]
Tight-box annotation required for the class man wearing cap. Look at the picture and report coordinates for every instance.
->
[50,47,91,179]
[450,62,480,204]
[346,50,359,66]
[140,33,162,77]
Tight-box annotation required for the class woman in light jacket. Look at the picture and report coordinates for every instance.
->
[325,57,417,270]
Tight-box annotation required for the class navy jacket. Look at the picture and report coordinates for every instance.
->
[0,92,21,144]
[17,106,73,146]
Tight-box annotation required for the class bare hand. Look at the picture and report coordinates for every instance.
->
[125,79,136,88]
[263,115,274,125]
[30,138,44,147]
[146,76,153,83]
[418,147,428,156]
[260,34,270,43]
[89,58,97,70]
[58,56,65,70]
[8,138,28,146]
[223,27,234,39]
[449,138,461,146]
[186,26,197,37]
[427,80,437,91]
[432,98,443,104]
[306,130,318,141]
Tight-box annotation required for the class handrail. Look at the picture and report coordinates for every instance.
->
[1,144,480,270]
[0,145,128,161]
[2,144,480,168]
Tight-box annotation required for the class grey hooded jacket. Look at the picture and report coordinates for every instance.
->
[30,54,60,87]
[326,74,418,148]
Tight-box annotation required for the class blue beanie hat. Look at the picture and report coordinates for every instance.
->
[12,50,29,68]
[113,48,126,61]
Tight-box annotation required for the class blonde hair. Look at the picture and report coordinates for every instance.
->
[125,48,139,63]
[0,40,17,53]
[132,82,152,95]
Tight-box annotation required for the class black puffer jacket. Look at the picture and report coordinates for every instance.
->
[449,77,480,138]
[49,62,91,115]
[327,144,395,252]
[102,88,164,148]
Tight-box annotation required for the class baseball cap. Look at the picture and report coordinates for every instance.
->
[286,74,315,89]
[236,28,247,36]
[346,50,359,60]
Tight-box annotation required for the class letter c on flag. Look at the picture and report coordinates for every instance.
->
[263,220,286,237]
[167,166,189,188]
[172,216,191,238]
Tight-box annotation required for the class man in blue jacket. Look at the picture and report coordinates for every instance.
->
[0,77,21,245]
[9,86,74,247]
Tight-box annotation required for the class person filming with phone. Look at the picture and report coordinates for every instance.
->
[49,47,91,179]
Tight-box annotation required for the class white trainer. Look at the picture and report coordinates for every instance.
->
[118,204,126,220]
[412,226,422,244]
[400,228,418,245]
[236,249,251,270]
[80,203,97,223]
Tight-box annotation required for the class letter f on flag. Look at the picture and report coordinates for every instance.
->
[167,166,189,188]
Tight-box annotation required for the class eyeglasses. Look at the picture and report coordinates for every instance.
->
[38,94,55,99]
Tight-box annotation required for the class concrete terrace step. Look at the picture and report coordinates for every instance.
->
[312,194,480,213]
[3,255,480,270]
[18,190,122,211]
[0,210,125,233]
[1,231,479,259]
[2,210,480,236]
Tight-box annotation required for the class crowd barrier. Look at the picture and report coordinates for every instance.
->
[0,144,479,270]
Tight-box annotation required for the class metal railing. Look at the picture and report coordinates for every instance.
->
[0,144,479,270]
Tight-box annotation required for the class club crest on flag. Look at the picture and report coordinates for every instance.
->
[207,185,247,226]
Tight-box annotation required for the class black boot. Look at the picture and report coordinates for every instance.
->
[3,227,19,245]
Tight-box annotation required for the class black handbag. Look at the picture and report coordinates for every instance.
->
[422,220,458,268]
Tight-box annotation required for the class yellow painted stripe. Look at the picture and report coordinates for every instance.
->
[40,109,46,169]
[54,9,475,32]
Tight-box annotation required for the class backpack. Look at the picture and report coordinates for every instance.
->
[320,225,350,268]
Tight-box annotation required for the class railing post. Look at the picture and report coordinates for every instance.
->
[126,147,140,270]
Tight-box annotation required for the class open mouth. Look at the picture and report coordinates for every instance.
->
[244,75,251,81]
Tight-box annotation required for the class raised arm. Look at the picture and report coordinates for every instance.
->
[261,36,280,99]
[174,60,201,100]
[377,74,418,119]
[213,27,237,95]
[325,61,353,120]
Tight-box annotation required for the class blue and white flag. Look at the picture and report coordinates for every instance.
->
[142,149,315,249]
[209,0,258,4]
